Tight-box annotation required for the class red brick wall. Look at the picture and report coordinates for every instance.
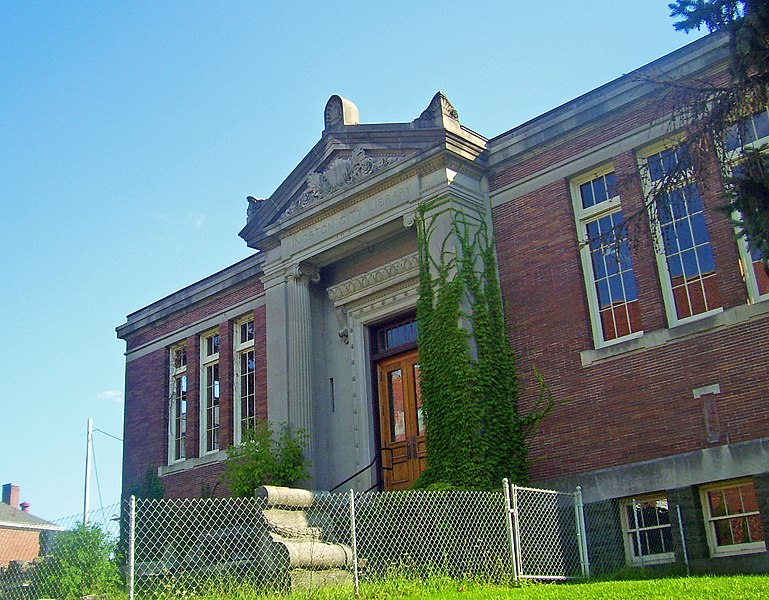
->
[126,278,263,352]
[122,349,168,497]
[122,301,267,500]
[254,305,268,421]
[218,319,234,450]
[490,97,662,192]
[492,140,769,483]
[162,463,230,499]
[0,529,40,567]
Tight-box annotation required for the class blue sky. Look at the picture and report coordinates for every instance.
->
[0,2,705,522]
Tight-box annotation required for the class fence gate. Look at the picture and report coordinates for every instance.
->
[504,481,589,580]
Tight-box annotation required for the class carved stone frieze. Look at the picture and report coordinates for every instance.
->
[281,148,401,221]
[327,252,419,305]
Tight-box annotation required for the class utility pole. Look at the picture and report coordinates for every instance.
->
[83,418,92,526]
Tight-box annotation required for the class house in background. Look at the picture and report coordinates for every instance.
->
[0,484,63,568]
[118,32,769,573]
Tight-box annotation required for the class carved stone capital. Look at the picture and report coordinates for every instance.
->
[286,263,320,284]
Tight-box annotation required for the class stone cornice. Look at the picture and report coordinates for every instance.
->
[327,252,419,306]
[488,32,730,166]
[117,253,264,340]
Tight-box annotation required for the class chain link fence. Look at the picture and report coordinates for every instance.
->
[0,484,692,598]
[507,484,588,580]
[0,503,121,600]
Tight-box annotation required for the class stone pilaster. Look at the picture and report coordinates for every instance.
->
[286,263,320,464]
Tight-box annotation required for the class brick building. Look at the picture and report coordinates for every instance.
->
[118,32,769,572]
[0,484,62,568]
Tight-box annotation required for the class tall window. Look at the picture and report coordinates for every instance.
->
[643,145,721,323]
[234,317,255,444]
[169,344,187,463]
[701,479,766,556]
[201,330,220,454]
[620,495,674,565]
[744,245,769,300]
[725,108,769,302]
[573,170,642,346]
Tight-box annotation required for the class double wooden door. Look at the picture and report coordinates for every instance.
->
[376,349,425,490]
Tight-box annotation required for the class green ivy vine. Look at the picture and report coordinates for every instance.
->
[415,197,551,490]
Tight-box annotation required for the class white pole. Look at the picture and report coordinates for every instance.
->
[128,495,136,600]
[676,504,690,576]
[83,418,92,526]
[575,486,590,578]
[350,489,359,597]
[502,479,518,582]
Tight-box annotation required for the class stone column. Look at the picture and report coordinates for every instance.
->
[286,263,320,464]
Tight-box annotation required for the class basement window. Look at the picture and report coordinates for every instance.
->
[701,479,766,557]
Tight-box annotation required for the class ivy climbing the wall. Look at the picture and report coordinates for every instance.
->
[415,197,551,490]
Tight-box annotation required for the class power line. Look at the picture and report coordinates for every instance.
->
[94,428,122,442]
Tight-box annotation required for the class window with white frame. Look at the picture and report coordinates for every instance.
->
[743,244,769,301]
[572,169,642,346]
[701,479,766,556]
[724,107,769,302]
[201,330,220,454]
[642,144,721,324]
[169,344,187,463]
[234,317,255,445]
[620,495,674,565]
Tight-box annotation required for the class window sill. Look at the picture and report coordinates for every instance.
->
[594,330,644,351]
[711,542,767,558]
[159,450,227,477]
[581,301,769,366]
[628,552,675,566]
[670,306,723,327]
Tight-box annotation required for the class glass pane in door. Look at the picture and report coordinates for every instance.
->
[413,363,424,435]
[388,369,406,442]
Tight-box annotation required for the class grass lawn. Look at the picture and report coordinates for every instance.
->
[277,574,769,600]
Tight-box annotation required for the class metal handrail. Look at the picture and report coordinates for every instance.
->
[329,447,393,492]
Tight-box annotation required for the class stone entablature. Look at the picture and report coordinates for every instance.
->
[327,252,419,307]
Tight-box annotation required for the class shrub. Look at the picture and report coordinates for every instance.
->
[224,419,309,497]
[34,523,122,599]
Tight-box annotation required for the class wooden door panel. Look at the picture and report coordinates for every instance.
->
[377,350,425,491]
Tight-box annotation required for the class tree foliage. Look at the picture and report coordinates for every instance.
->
[414,198,552,490]
[34,523,122,600]
[224,419,309,497]
[669,0,747,33]
[128,464,165,499]
[720,147,769,265]
[662,0,769,266]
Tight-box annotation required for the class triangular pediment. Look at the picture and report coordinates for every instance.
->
[239,93,487,250]
[281,146,404,219]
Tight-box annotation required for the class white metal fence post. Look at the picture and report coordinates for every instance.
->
[502,479,518,582]
[510,484,524,579]
[574,486,590,578]
[350,489,360,597]
[631,498,646,567]
[128,495,136,600]
[676,504,690,576]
